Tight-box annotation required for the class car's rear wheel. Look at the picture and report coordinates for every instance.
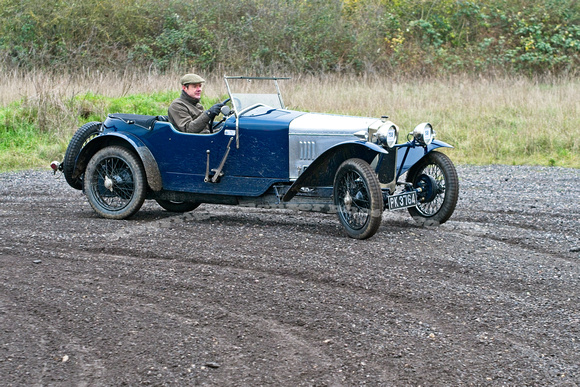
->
[84,146,146,219]
[406,151,458,226]
[63,121,102,189]
[333,158,383,239]
[155,199,200,213]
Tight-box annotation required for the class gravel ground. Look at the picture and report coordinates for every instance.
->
[1,165,579,386]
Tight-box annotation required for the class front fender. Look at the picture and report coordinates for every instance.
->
[72,132,163,192]
[396,139,454,175]
[282,141,389,202]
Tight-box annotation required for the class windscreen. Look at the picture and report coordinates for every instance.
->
[230,93,284,111]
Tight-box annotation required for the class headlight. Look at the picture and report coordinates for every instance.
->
[412,123,435,146]
[371,120,399,149]
[376,125,398,148]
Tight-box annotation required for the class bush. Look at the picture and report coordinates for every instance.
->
[0,0,578,76]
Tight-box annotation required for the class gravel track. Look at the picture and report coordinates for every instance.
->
[1,165,579,386]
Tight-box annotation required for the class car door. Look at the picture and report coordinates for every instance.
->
[141,113,294,196]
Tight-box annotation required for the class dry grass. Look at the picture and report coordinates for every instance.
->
[1,69,579,168]
[285,74,580,166]
[1,69,182,106]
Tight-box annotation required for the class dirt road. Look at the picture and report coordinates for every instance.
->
[1,165,579,386]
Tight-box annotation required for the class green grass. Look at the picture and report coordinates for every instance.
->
[0,122,65,171]
[0,91,222,172]
[1,75,579,172]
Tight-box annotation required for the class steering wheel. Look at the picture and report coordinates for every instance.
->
[210,98,231,133]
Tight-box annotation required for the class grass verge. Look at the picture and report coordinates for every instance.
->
[1,72,578,172]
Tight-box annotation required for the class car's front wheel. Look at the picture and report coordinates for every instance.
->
[84,146,146,219]
[406,151,458,226]
[333,158,383,239]
[155,199,200,213]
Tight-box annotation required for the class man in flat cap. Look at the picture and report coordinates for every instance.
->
[168,73,225,133]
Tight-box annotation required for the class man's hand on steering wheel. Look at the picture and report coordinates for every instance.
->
[207,99,231,133]
[206,102,224,120]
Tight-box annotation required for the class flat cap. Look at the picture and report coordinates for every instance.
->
[180,73,206,85]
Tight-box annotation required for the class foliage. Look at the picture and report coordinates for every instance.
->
[0,0,578,76]
[1,76,578,172]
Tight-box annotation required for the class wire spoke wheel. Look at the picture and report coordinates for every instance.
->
[416,164,445,216]
[334,158,382,239]
[93,157,134,210]
[84,146,146,219]
[337,171,371,229]
[406,151,458,226]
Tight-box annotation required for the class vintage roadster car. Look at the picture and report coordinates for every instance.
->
[53,76,458,239]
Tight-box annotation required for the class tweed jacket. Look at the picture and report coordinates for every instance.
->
[167,90,211,133]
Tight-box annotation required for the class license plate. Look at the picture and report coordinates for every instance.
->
[387,191,417,210]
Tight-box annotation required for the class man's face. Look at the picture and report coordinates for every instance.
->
[183,83,203,99]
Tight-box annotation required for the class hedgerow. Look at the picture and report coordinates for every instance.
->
[0,0,578,76]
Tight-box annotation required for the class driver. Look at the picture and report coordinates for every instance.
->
[167,73,225,133]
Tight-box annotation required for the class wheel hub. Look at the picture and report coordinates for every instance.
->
[416,173,439,203]
[344,191,353,211]
[104,175,114,191]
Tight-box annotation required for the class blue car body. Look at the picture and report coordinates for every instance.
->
[61,76,458,239]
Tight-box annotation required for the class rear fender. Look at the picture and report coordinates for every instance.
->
[396,139,453,175]
[282,141,389,202]
[72,133,163,192]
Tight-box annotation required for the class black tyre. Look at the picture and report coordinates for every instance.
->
[406,151,459,226]
[63,121,102,189]
[84,146,146,219]
[155,199,200,213]
[333,158,383,239]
